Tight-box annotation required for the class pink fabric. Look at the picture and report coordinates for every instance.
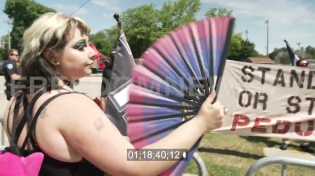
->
[0,150,44,176]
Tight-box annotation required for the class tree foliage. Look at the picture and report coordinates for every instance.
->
[271,46,315,65]
[117,0,201,58]
[3,0,56,50]
[89,27,119,56]
[205,7,233,17]
[269,47,287,60]
[120,4,161,57]
[0,48,7,61]
[3,0,263,61]
[0,35,9,60]
[228,33,259,61]
[305,46,315,59]
[203,7,258,60]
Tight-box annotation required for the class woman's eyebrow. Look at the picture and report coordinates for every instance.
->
[73,39,87,46]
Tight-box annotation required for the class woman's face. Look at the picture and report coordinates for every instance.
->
[54,28,96,81]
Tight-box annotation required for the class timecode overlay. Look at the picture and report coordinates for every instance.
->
[127,149,188,161]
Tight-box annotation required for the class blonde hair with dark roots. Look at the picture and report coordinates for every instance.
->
[17,12,91,94]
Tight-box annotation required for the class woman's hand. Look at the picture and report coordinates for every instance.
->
[196,91,224,133]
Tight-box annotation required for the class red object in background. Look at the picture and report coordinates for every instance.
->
[98,56,106,70]
[299,60,308,67]
[89,43,107,70]
[93,97,102,109]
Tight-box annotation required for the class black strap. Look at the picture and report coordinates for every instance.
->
[26,87,53,147]
[10,94,22,147]
[6,95,30,156]
[4,87,87,156]
[4,88,54,156]
[13,95,29,145]
[13,88,52,146]
[20,91,85,154]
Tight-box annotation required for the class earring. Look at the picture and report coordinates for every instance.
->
[54,60,58,64]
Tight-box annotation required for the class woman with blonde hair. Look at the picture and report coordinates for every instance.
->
[3,12,225,176]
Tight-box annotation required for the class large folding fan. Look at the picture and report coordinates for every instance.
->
[126,17,235,176]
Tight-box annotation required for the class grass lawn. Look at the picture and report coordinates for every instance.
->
[185,133,315,176]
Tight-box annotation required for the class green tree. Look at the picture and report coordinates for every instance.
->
[269,47,287,60]
[118,0,201,58]
[228,33,259,61]
[205,7,233,17]
[0,35,9,60]
[171,0,201,28]
[0,48,8,60]
[119,3,160,58]
[159,0,200,31]
[203,7,256,61]
[90,0,260,61]
[0,35,9,48]
[3,0,56,49]
[306,46,315,59]
[89,27,119,56]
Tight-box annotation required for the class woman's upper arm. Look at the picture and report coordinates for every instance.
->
[3,97,16,142]
[57,94,136,175]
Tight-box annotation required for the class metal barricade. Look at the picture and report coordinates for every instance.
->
[192,152,208,176]
[245,156,315,176]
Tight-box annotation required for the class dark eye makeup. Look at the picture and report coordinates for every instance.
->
[72,39,87,50]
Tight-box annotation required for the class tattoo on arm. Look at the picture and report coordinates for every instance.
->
[40,109,48,119]
[94,118,105,131]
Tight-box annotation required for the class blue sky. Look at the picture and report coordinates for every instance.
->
[0,0,314,54]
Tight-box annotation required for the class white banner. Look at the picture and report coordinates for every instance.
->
[214,60,315,141]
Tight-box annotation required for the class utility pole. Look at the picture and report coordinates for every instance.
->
[0,38,7,49]
[4,19,13,50]
[245,30,248,40]
[297,42,301,51]
[265,20,269,56]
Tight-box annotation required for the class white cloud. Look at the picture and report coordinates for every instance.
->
[54,4,87,16]
[93,0,111,7]
[92,0,120,12]
[201,0,315,26]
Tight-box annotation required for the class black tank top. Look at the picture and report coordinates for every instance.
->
[5,87,107,176]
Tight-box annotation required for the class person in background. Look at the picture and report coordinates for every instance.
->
[2,49,20,101]
[100,48,115,111]
[280,59,314,153]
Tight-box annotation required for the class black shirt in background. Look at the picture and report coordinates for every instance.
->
[2,59,19,85]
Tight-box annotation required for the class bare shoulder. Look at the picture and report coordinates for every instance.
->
[33,89,98,114]
[43,91,97,109]
[33,89,92,107]
[32,89,108,143]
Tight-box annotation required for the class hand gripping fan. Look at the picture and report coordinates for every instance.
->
[126,17,235,176]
